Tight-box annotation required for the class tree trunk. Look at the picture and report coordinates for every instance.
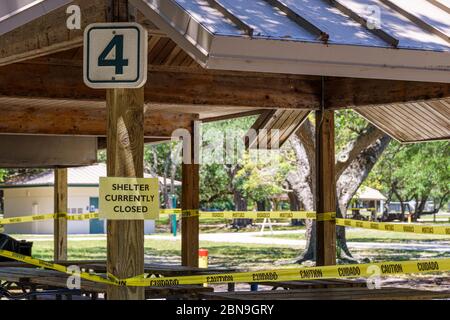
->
[393,187,406,218]
[336,135,391,260]
[232,189,251,228]
[286,122,316,262]
[287,120,391,264]
[288,191,304,226]
[414,194,430,219]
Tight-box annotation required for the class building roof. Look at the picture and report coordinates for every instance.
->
[131,0,450,83]
[355,100,450,143]
[355,186,387,200]
[0,0,71,36]
[0,0,448,145]
[0,163,181,188]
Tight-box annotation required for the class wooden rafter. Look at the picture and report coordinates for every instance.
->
[0,60,322,110]
[0,99,196,138]
[0,0,108,67]
[324,77,450,109]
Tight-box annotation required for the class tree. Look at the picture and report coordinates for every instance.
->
[286,111,391,263]
[235,150,293,209]
[201,117,258,227]
[367,140,450,219]
[144,142,182,207]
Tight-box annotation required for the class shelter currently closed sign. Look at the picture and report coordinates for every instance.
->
[99,177,159,220]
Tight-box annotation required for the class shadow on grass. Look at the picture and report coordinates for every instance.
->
[352,249,450,263]
[348,238,450,243]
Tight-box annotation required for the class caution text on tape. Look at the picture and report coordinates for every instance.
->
[336,218,450,236]
[2,211,450,235]
[0,249,448,287]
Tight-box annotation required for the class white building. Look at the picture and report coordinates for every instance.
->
[1,164,180,234]
[353,186,387,214]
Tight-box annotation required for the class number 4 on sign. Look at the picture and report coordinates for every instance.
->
[98,35,129,75]
[83,22,148,89]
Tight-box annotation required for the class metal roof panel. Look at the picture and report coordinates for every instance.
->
[0,0,71,36]
[1,163,182,187]
[340,0,450,50]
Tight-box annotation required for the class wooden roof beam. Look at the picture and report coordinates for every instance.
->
[202,110,265,123]
[0,102,196,138]
[0,0,109,67]
[324,77,450,109]
[0,61,321,110]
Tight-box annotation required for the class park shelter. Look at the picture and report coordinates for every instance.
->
[0,163,180,234]
[353,186,387,214]
[0,0,449,300]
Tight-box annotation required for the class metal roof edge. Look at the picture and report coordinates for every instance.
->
[130,0,211,67]
[206,36,450,83]
[0,0,72,36]
[0,183,99,189]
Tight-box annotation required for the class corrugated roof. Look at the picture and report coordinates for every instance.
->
[355,98,450,142]
[1,163,181,187]
[247,109,310,149]
[0,0,71,36]
[131,0,450,82]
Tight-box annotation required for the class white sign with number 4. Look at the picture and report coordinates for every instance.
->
[83,23,148,89]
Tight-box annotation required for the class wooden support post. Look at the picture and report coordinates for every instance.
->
[106,88,145,300]
[315,110,337,266]
[54,168,68,261]
[181,121,200,267]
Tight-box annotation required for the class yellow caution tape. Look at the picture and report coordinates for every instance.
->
[178,210,317,220]
[316,212,336,222]
[336,218,450,236]
[64,213,99,221]
[159,209,181,214]
[0,213,56,225]
[0,249,448,287]
[0,249,113,285]
[0,210,317,224]
[0,212,100,225]
[123,258,450,287]
[1,211,449,236]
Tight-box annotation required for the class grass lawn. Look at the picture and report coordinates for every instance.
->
[259,228,450,243]
[27,238,300,269]
[19,233,449,270]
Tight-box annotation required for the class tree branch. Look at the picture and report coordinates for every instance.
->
[335,125,385,177]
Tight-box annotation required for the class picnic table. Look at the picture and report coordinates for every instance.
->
[199,286,450,300]
[0,261,236,277]
[258,278,367,290]
[0,266,221,300]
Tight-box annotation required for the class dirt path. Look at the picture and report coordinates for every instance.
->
[15,230,450,252]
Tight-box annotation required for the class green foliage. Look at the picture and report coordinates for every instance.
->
[97,150,106,162]
[334,110,369,150]
[200,163,233,209]
[199,117,257,209]
[367,140,450,206]
[235,150,293,202]
[144,141,181,179]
